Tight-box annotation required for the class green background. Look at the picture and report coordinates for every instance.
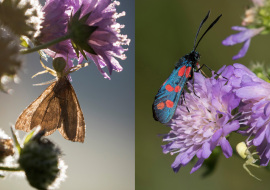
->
[136,0,270,190]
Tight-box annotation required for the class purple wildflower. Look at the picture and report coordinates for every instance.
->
[222,26,264,60]
[38,0,130,79]
[223,63,270,166]
[162,72,240,173]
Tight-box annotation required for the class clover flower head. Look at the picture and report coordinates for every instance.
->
[162,72,240,173]
[38,0,130,80]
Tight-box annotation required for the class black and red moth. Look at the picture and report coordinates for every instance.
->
[152,11,222,124]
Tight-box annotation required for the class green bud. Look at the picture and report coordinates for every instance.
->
[250,62,270,83]
[18,130,62,190]
[52,57,66,75]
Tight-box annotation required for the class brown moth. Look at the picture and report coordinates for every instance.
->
[15,57,87,142]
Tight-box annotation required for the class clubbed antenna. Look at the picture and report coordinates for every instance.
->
[193,10,210,50]
[194,13,222,51]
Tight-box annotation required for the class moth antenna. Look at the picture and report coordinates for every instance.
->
[194,14,222,51]
[193,10,210,51]
[33,78,57,86]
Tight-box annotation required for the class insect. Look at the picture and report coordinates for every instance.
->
[15,57,88,142]
[152,11,222,124]
[236,142,261,181]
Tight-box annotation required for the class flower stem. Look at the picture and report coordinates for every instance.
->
[0,166,23,172]
[20,34,72,54]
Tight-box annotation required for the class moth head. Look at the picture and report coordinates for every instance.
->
[53,57,67,78]
[189,51,200,64]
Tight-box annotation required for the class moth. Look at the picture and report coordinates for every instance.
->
[15,57,87,142]
[152,11,222,124]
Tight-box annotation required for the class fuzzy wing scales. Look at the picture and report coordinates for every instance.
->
[57,79,85,142]
[15,82,57,132]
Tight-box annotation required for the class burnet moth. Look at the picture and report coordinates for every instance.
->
[152,11,222,124]
[15,57,87,142]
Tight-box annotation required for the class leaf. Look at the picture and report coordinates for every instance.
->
[10,126,21,153]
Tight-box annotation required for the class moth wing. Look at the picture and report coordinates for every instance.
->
[153,63,192,123]
[30,87,61,136]
[58,80,85,142]
[15,82,57,133]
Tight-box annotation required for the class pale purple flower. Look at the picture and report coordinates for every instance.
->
[222,26,264,60]
[162,72,240,173]
[38,0,130,79]
[252,0,265,7]
[224,64,270,166]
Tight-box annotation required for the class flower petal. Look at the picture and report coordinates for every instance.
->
[232,39,250,60]
[220,137,233,158]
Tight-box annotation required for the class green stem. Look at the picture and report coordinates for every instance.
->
[0,166,23,172]
[20,33,72,54]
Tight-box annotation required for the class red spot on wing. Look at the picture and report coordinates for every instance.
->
[166,100,174,108]
[157,102,165,110]
[185,67,192,78]
[178,66,186,76]
[165,84,174,92]
[174,86,181,92]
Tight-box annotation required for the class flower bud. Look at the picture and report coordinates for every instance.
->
[18,130,63,190]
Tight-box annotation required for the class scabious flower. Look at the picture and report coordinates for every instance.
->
[162,71,241,173]
[223,63,270,166]
[222,0,270,60]
[0,0,43,39]
[38,0,130,79]
[222,26,264,60]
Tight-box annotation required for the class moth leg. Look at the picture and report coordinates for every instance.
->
[181,92,190,112]
[196,64,228,80]
[32,59,57,79]
[191,76,200,98]
[40,59,57,76]
[66,62,89,75]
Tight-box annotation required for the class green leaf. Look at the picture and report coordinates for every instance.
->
[20,37,30,48]
[23,130,35,145]
[202,146,222,177]
[10,126,21,154]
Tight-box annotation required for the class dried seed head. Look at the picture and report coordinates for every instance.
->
[18,130,65,190]
[0,0,43,39]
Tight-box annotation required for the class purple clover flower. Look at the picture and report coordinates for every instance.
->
[222,26,264,60]
[222,63,270,166]
[38,0,130,79]
[162,72,240,173]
